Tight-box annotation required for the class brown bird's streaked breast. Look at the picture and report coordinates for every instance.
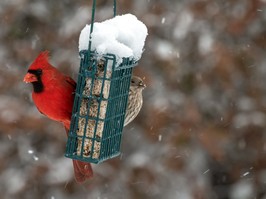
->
[124,76,146,126]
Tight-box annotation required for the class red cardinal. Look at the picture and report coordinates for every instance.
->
[23,51,93,183]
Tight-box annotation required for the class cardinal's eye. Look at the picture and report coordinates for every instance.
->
[27,69,42,76]
[131,80,135,84]
[36,69,42,76]
[36,69,42,75]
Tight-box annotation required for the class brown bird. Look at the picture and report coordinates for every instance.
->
[124,76,146,126]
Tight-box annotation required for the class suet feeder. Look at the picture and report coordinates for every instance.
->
[65,0,138,164]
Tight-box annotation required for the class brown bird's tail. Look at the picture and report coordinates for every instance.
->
[64,126,93,183]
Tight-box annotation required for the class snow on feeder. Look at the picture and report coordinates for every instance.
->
[65,0,148,164]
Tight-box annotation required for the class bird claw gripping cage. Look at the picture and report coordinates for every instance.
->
[65,0,137,164]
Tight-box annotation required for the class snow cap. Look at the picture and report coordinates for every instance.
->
[79,14,148,63]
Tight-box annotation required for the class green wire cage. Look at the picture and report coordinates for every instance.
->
[65,0,137,164]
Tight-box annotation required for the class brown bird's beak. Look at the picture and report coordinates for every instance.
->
[139,82,146,88]
[23,73,38,83]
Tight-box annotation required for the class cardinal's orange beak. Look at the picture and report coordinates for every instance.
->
[23,73,38,83]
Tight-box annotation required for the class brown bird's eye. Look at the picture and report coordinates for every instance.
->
[131,80,135,83]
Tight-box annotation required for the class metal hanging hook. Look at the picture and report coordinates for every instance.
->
[88,0,117,52]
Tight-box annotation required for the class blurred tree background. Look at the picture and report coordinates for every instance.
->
[0,0,266,198]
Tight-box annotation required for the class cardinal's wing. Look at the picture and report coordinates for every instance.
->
[65,76,77,90]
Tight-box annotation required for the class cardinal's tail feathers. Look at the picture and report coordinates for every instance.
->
[73,160,93,183]
[64,125,93,183]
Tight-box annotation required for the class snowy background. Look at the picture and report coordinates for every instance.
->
[1,0,266,198]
